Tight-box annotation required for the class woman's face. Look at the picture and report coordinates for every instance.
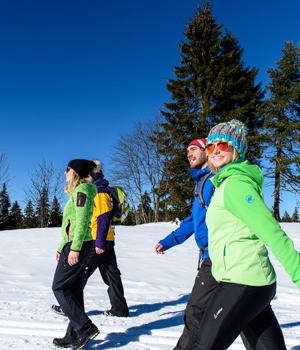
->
[207,142,234,170]
[65,166,73,183]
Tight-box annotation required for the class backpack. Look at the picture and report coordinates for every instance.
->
[105,186,130,225]
[194,171,212,209]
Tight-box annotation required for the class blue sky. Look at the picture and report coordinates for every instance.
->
[1,0,299,214]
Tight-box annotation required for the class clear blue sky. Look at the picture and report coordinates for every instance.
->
[1,0,299,214]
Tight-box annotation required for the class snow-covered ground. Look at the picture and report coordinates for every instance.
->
[0,222,299,349]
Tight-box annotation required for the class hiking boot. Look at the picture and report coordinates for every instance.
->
[103,310,129,317]
[71,328,100,350]
[53,336,73,348]
[52,304,66,317]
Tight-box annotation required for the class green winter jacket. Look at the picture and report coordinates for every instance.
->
[57,182,97,253]
[206,159,300,288]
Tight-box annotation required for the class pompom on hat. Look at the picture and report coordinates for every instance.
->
[89,159,104,180]
[188,138,206,150]
[67,159,96,178]
[206,119,248,159]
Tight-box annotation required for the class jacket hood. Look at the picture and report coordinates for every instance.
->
[212,159,264,193]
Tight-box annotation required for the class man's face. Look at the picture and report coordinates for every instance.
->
[187,145,208,169]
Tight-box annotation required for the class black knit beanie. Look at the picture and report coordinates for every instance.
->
[67,159,96,178]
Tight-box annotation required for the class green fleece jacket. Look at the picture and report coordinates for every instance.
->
[57,182,97,253]
[206,159,300,288]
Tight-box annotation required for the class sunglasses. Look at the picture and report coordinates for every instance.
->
[66,166,71,173]
[205,142,230,154]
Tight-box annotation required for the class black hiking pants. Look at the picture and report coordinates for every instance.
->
[84,240,129,316]
[189,281,286,350]
[52,241,96,342]
[173,258,218,350]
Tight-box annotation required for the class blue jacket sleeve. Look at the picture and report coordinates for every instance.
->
[159,214,194,251]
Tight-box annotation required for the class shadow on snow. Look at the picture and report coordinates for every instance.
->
[86,295,300,349]
[86,294,189,349]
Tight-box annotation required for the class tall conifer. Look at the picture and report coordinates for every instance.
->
[0,183,11,230]
[263,41,300,221]
[160,2,264,219]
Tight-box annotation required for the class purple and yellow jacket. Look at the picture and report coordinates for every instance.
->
[90,178,115,250]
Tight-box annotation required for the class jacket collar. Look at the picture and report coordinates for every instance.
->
[94,178,109,187]
[188,165,211,182]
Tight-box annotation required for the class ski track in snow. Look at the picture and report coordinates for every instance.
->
[2,287,299,350]
[1,224,300,349]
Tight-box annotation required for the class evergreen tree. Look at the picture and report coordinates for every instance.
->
[9,201,23,229]
[159,2,264,219]
[35,185,50,228]
[281,210,292,222]
[48,196,62,227]
[136,191,153,224]
[22,200,37,228]
[0,183,11,230]
[263,41,300,221]
[291,207,299,223]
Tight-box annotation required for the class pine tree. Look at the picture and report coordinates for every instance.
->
[159,2,264,219]
[22,200,37,228]
[9,201,23,229]
[0,183,11,230]
[48,196,62,227]
[291,207,299,223]
[263,41,300,221]
[136,191,153,224]
[35,186,50,228]
[281,210,292,222]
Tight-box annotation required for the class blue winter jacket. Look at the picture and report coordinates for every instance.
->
[159,166,214,260]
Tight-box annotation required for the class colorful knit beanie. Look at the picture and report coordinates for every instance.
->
[206,119,248,159]
[188,138,206,149]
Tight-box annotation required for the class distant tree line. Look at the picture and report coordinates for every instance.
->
[0,2,299,228]
[0,160,64,231]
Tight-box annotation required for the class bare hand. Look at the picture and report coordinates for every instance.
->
[154,243,165,254]
[68,251,79,266]
[95,247,104,254]
[55,252,60,262]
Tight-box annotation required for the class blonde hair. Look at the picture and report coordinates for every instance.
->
[64,171,88,197]
[208,147,239,173]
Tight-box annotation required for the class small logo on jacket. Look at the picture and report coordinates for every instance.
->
[213,307,223,319]
[246,195,255,203]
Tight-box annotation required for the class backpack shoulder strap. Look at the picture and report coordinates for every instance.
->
[195,171,212,209]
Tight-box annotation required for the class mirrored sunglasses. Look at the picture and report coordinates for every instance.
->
[205,142,230,154]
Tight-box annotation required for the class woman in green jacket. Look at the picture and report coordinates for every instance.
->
[52,159,99,350]
[190,120,300,350]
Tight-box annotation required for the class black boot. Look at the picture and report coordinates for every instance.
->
[71,327,99,350]
[53,336,73,348]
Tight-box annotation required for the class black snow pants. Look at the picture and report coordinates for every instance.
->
[173,258,218,350]
[52,240,96,342]
[189,281,286,350]
[84,240,129,317]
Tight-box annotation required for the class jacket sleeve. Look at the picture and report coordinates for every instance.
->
[71,188,93,251]
[224,176,300,288]
[93,191,112,250]
[159,214,194,251]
